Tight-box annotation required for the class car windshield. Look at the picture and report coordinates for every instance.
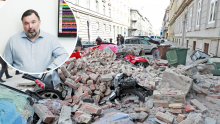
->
[144,37,150,40]
[157,36,161,39]
[140,39,150,44]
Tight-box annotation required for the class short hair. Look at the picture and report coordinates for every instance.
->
[21,9,40,21]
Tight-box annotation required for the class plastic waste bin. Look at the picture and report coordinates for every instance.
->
[157,44,172,59]
[168,47,189,66]
[207,57,220,75]
[166,49,178,67]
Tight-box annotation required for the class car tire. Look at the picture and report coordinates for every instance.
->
[37,89,65,100]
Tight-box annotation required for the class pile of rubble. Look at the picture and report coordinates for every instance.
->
[118,45,145,56]
[32,48,220,124]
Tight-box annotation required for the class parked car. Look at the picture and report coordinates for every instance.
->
[133,36,160,45]
[124,37,158,53]
[150,36,164,43]
[82,41,97,50]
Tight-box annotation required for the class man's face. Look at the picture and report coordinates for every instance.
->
[22,13,41,38]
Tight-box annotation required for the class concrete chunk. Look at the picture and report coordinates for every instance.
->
[190,99,208,112]
[58,105,72,124]
[155,112,174,124]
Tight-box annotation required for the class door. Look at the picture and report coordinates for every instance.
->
[179,39,180,44]
[139,39,151,53]
[193,41,196,50]
[204,43,209,54]
[187,40,189,48]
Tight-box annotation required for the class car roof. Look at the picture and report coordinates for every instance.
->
[125,37,144,39]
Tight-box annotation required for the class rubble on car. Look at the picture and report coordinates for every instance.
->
[19,47,220,123]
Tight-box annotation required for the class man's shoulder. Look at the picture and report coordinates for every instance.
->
[41,30,56,39]
[10,32,23,39]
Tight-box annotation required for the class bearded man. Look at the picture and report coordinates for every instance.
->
[3,9,68,73]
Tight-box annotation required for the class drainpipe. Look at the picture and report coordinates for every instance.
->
[182,19,186,47]
[216,39,220,56]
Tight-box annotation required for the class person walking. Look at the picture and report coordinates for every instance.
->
[152,48,161,59]
[117,35,121,45]
[76,37,82,51]
[120,35,124,45]
[96,36,102,45]
[0,57,12,82]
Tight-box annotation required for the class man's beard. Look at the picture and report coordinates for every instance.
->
[26,28,38,38]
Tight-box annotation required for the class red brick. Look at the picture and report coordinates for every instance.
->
[80,103,102,114]
[92,95,100,105]
[185,104,195,112]
[115,105,120,109]
[156,107,166,113]
[190,99,208,112]
[153,100,169,108]
[215,84,220,89]
[101,105,110,110]
[75,76,81,82]
[208,95,220,99]
[67,62,74,71]
[87,80,95,91]
[74,111,84,118]
[134,107,150,113]
[94,116,99,120]
[82,85,92,95]
[81,73,90,83]
[104,87,112,96]
[137,112,149,123]
[58,69,66,82]
[162,92,177,95]
[197,94,205,98]
[71,68,77,75]
[155,112,173,124]
[72,95,80,104]
[209,88,216,92]
[193,83,208,95]
[177,114,186,123]
[89,73,99,81]
[65,78,79,90]
[106,102,113,108]
[33,104,55,123]
[60,65,71,78]
[172,109,182,114]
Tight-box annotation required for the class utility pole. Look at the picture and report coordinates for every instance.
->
[182,15,186,47]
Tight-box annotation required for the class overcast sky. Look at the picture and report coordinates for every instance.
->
[130,0,170,33]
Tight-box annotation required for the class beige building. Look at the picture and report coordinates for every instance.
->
[162,6,169,39]
[128,9,152,36]
[65,0,130,44]
[169,0,220,56]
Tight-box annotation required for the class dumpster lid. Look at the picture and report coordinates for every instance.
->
[168,47,189,50]
[208,58,220,63]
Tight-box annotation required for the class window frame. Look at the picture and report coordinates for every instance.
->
[196,0,202,27]
[188,7,193,31]
[208,0,218,24]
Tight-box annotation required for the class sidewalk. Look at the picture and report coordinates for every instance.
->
[1,67,35,91]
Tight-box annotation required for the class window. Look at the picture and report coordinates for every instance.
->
[97,22,99,30]
[144,37,150,40]
[140,39,150,45]
[131,39,140,44]
[196,0,201,27]
[104,24,106,31]
[75,0,79,4]
[96,1,99,12]
[189,8,192,29]
[103,5,105,15]
[109,9,111,17]
[209,0,217,23]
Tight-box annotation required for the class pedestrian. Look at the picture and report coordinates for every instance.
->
[76,37,82,52]
[96,36,102,45]
[117,35,121,45]
[152,48,161,59]
[0,57,12,83]
[120,35,124,45]
[3,9,68,73]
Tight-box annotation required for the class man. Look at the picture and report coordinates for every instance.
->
[120,35,124,45]
[3,9,68,73]
[76,37,82,51]
[0,56,12,82]
[152,48,161,59]
[96,36,102,45]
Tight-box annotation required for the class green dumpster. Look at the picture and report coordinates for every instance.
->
[168,47,189,65]
[207,57,220,75]
[166,49,178,67]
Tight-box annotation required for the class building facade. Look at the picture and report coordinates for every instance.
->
[65,0,130,44]
[162,6,169,39]
[128,9,152,37]
[169,0,220,56]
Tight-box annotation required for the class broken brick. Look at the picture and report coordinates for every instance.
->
[153,100,169,108]
[172,109,182,114]
[185,104,195,112]
[208,95,220,99]
[33,104,55,123]
[177,114,186,123]
[80,103,102,114]
[60,65,71,78]
[155,112,174,124]
[75,76,81,83]
[190,99,208,112]
[65,78,79,90]
[58,69,66,82]
[104,86,112,96]
[74,111,84,118]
